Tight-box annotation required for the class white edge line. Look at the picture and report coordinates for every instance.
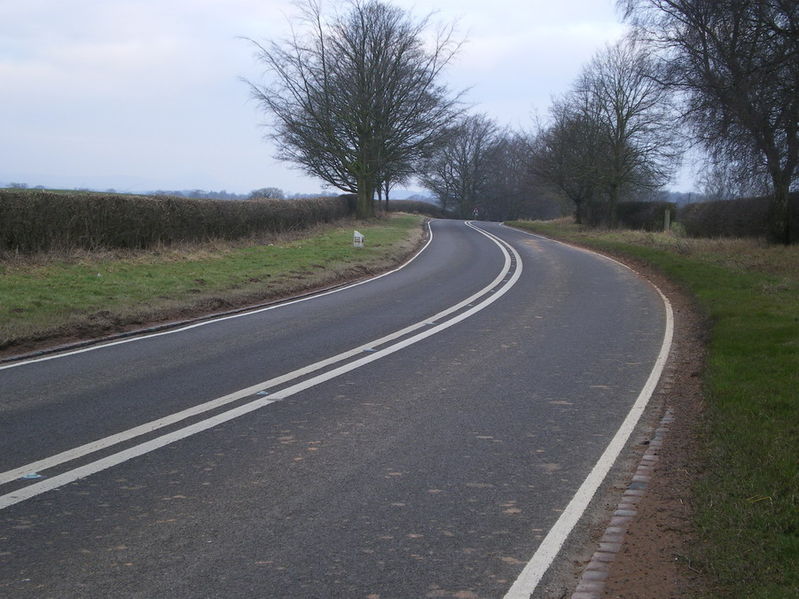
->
[0,219,437,372]
[0,223,523,509]
[502,227,675,599]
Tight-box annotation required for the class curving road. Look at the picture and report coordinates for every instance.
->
[0,220,669,598]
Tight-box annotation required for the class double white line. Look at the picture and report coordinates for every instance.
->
[0,222,523,510]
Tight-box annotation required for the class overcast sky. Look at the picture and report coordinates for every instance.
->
[1,0,691,195]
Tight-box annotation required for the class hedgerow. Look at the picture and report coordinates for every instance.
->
[0,190,351,253]
[678,194,798,240]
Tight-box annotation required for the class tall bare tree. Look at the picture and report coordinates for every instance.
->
[482,131,540,221]
[575,40,680,225]
[532,96,609,225]
[376,157,414,211]
[419,114,498,218]
[620,0,799,243]
[245,0,461,219]
[533,40,678,226]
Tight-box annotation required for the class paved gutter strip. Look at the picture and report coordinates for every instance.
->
[571,407,676,599]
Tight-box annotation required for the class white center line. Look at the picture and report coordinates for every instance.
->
[0,223,508,486]
[0,222,523,510]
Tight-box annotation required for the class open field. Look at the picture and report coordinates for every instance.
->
[0,213,426,356]
[508,219,799,598]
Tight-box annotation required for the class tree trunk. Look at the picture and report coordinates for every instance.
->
[574,198,584,225]
[608,183,619,228]
[768,182,792,245]
[356,176,375,219]
[376,185,384,213]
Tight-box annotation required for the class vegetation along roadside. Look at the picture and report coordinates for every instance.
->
[0,213,426,358]
[508,219,799,598]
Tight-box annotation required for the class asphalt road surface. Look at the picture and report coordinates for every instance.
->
[0,220,669,598]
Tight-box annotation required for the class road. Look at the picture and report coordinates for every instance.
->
[0,220,669,598]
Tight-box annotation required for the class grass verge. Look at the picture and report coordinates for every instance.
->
[0,213,426,355]
[507,219,799,598]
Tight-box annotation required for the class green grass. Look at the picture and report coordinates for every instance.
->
[0,213,425,351]
[508,219,799,598]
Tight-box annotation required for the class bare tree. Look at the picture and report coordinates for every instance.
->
[532,96,609,224]
[473,129,563,221]
[698,161,767,202]
[419,114,498,218]
[376,158,414,211]
[532,41,678,226]
[481,131,530,220]
[245,0,462,219]
[575,40,680,225]
[620,0,799,243]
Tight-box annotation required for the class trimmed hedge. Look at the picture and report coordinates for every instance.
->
[617,201,676,231]
[385,200,445,218]
[335,194,445,218]
[678,194,799,239]
[0,190,351,253]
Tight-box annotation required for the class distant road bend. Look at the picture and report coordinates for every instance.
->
[0,220,671,599]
